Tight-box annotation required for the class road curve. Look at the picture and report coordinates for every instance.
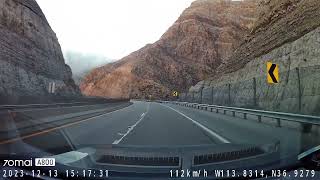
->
[0,101,303,158]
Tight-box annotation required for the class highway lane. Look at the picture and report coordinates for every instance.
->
[120,102,215,145]
[1,101,148,154]
[0,101,304,158]
[163,103,303,156]
[33,101,215,149]
[1,101,215,154]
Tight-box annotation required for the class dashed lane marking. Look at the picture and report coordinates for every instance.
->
[112,103,150,145]
[112,112,147,145]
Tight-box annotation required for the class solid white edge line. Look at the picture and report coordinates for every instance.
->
[160,104,231,144]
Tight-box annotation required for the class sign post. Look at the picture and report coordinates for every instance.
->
[48,82,56,94]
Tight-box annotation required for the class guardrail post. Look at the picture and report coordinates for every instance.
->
[243,113,247,119]
[224,110,227,114]
[216,109,219,113]
[301,123,312,133]
[257,115,262,123]
[276,118,281,127]
[232,111,235,117]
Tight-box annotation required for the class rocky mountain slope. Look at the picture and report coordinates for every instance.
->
[185,0,320,115]
[218,0,320,73]
[81,0,259,99]
[0,0,80,102]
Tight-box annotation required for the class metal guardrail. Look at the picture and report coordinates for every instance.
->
[0,99,131,111]
[160,101,320,127]
[0,102,87,110]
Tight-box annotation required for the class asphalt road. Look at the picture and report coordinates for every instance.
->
[0,101,305,157]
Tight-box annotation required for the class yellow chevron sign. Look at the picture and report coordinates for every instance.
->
[172,91,179,97]
[267,62,279,84]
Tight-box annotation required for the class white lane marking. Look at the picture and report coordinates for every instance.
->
[160,104,231,144]
[112,113,146,144]
[112,103,150,145]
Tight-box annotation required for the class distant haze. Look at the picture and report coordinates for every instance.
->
[36,0,194,59]
[64,51,114,84]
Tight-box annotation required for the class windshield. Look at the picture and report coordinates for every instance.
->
[0,0,320,179]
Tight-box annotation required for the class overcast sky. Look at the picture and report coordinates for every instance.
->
[36,0,194,59]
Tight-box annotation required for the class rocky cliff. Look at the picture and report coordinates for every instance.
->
[185,0,320,115]
[0,0,80,101]
[81,0,259,99]
[218,0,320,73]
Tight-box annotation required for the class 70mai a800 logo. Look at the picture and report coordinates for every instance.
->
[3,158,55,167]
[3,159,33,167]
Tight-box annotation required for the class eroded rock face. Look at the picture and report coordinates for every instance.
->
[0,0,80,99]
[218,0,320,73]
[186,0,320,115]
[81,0,259,99]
